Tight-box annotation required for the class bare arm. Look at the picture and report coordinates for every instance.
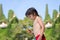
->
[37,17,45,36]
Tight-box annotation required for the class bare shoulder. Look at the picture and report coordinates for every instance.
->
[37,16,42,21]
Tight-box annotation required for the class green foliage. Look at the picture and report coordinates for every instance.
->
[45,15,60,40]
[8,9,14,22]
[45,28,53,40]
[52,10,58,21]
[0,4,6,22]
[0,28,7,40]
[44,4,51,24]
[7,16,19,40]
[52,15,60,40]
[0,4,60,40]
[0,4,8,40]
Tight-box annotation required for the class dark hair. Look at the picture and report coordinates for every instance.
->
[25,7,39,17]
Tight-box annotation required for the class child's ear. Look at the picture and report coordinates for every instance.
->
[34,13,36,16]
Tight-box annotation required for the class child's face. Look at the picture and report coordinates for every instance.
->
[27,14,35,20]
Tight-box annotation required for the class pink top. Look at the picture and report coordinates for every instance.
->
[33,16,42,37]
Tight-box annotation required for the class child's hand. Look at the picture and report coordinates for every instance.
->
[27,29,31,33]
[26,29,33,34]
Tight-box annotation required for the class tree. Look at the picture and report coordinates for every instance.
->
[0,4,6,22]
[44,4,51,24]
[44,4,52,40]
[7,10,21,40]
[52,5,60,40]
[52,15,60,40]
[8,9,14,22]
[52,10,58,21]
[0,4,7,40]
[7,16,20,40]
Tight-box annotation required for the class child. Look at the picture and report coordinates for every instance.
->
[25,7,46,40]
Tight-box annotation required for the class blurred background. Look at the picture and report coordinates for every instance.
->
[0,0,60,40]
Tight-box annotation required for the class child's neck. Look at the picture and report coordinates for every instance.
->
[33,16,38,21]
